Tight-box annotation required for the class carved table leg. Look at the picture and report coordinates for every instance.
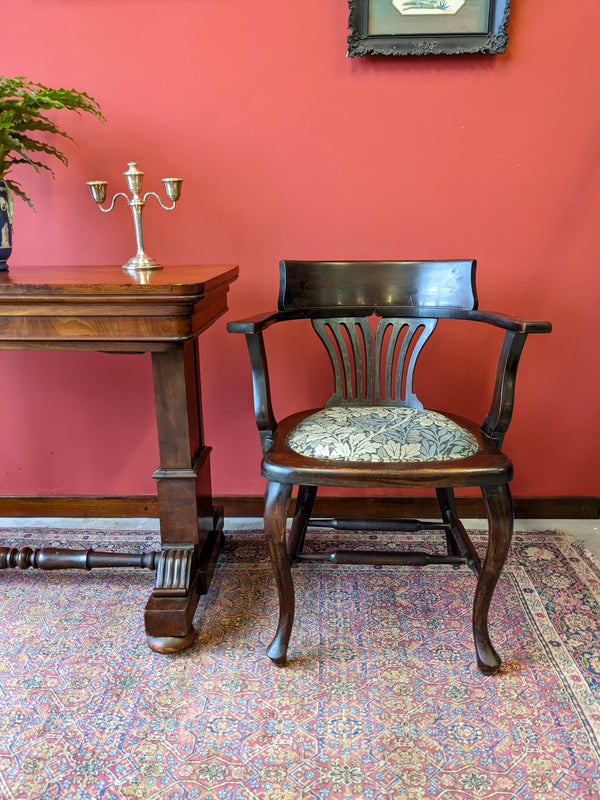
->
[145,340,223,653]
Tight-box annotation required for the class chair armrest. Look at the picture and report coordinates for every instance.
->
[226,311,281,335]
[470,310,552,334]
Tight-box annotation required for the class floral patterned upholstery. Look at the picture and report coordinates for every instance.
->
[287,406,479,463]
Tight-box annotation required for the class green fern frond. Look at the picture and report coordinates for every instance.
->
[0,75,104,210]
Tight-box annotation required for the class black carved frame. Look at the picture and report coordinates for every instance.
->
[347,0,511,57]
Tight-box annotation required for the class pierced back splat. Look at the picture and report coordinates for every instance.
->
[313,315,437,409]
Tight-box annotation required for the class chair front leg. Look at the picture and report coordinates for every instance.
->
[474,483,513,675]
[264,480,294,665]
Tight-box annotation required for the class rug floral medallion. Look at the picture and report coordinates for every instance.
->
[0,528,599,799]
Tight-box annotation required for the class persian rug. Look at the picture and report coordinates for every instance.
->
[0,527,599,800]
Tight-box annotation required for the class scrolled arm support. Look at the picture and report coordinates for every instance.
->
[246,331,277,452]
[477,312,550,447]
[481,330,528,448]
[228,313,280,451]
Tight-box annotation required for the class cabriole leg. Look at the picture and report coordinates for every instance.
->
[474,483,513,674]
[264,480,294,665]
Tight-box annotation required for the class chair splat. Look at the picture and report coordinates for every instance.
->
[313,315,437,408]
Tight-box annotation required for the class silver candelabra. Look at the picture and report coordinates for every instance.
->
[87,162,182,272]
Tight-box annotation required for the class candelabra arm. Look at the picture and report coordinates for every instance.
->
[144,191,177,212]
[97,192,130,214]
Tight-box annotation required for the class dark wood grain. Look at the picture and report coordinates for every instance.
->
[229,259,551,674]
[0,264,238,652]
[0,264,237,347]
[278,260,478,311]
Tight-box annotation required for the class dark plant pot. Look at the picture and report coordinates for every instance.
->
[0,180,13,270]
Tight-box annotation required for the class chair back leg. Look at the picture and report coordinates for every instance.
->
[436,487,461,556]
[287,485,318,557]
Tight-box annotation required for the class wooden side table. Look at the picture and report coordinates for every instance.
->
[0,264,238,652]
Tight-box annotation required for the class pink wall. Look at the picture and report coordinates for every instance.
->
[2,1,599,499]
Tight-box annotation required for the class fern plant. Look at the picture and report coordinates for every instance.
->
[0,75,104,216]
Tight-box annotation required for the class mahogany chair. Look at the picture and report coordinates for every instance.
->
[228,260,551,674]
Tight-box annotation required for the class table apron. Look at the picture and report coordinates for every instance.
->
[0,290,229,346]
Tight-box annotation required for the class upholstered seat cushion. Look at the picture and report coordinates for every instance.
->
[286,406,479,463]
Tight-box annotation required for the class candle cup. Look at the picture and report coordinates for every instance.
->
[86,181,108,204]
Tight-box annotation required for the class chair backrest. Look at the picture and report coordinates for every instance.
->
[278,260,478,409]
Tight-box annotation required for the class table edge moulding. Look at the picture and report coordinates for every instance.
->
[0,264,239,653]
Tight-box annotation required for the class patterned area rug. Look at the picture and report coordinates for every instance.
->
[1,527,599,800]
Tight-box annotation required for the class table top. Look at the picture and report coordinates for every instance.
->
[0,265,239,348]
[0,264,239,297]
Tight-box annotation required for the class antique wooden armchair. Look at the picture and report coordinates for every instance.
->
[227,260,551,674]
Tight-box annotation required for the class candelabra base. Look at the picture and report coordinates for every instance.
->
[123,253,163,272]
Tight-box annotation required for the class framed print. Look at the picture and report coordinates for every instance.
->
[347,0,511,57]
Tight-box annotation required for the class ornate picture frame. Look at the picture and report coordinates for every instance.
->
[347,0,511,57]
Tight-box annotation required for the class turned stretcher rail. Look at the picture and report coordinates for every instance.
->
[296,550,467,566]
[0,546,159,571]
